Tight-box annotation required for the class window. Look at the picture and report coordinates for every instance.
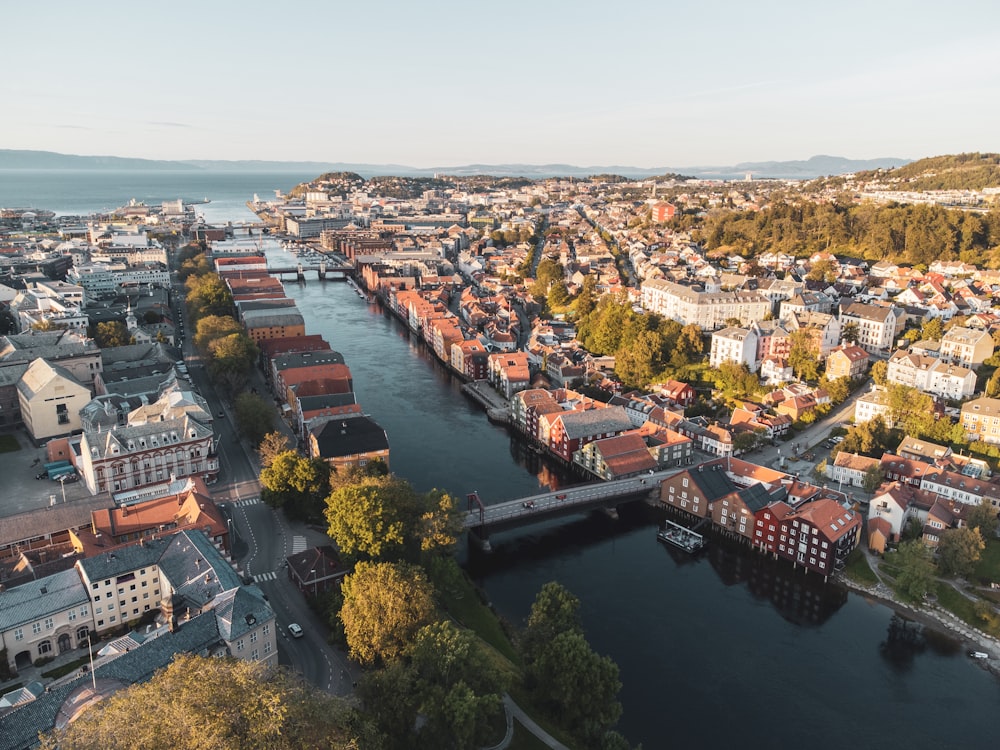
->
[682,477,689,488]
[144,604,150,611]
[38,640,52,655]
[13,628,23,641]
[250,631,258,643]
[93,596,100,603]
[91,582,99,590]
[69,610,77,622]
[251,649,259,661]
[109,615,116,622]
[97,620,105,627]
[264,641,272,655]
[236,639,245,652]
[96,606,103,614]
[32,622,41,635]
[263,624,270,635]
[141,581,147,587]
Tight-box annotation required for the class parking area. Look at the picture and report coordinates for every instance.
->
[0,429,93,518]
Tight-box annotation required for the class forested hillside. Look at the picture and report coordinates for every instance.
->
[855,152,1000,191]
[687,200,1000,267]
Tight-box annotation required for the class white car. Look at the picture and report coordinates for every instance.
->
[288,623,303,638]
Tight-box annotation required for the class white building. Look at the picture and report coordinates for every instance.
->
[886,351,977,400]
[839,303,903,353]
[640,279,770,331]
[710,326,759,372]
[939,326,994,368]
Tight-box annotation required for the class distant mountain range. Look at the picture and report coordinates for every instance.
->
[0,149,911,180]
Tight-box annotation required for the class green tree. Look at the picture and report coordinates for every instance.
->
[938,526,985,578]
[529,630,623,747]
[966,498,1000,538]
[862,464,886,494]
[893,539,936,600]
[573,275,599,318]
[407,621,506,749]
[788,329,820,381]
[522,581,582,666]
[838,415,893,458]
[233,392,275,446]
[209,333,259,395]
[93,320,132,348]
[185,272,233,321]
[339,561,436,665]
[841,322,860,344]
[324,476,418,560]
[39,654,358,750]
[732,430,760,455]
[824,376,851,405]
[417,488,464,555]
[260,450,331,521]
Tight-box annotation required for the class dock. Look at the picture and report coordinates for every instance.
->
[461,380,509,423]
[656,518,706,553]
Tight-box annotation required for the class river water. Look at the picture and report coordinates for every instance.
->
[281,276,999,750]
[7,172,998,749]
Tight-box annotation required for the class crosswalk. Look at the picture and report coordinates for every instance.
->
[291,535,307,554]
[234,497,260,507]
[253,571,277,583]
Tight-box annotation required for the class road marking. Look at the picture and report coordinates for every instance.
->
[235,497,260,507]
[253,571,277,582]
[291,535,307,554]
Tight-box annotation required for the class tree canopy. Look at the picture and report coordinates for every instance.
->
[39,654,360,750]
[339,561,436,665]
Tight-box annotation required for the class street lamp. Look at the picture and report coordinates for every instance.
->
[309,569,317,597]
[58,475,68,504]
[82,632,97,691]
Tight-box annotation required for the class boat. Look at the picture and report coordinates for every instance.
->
[657,519,706,553]
[969,651,989,660]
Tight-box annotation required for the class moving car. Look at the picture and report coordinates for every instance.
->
[288,623,303,638]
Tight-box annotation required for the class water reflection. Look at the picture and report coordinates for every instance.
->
[879,614,963,673]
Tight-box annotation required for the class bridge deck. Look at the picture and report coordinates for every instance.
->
[465,467,687,530]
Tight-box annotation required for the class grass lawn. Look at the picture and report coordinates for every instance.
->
[41,655,91,680]
[933,582,1000,639]
[438,568,520,665]
[973,538,1000,585]
[843,548,879,586]
[0,434,20,453]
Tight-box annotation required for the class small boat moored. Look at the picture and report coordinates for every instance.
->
[657,519,706,554]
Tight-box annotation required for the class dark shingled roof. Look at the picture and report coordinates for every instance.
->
[310,415,389,459]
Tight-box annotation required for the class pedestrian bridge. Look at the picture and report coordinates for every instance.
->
[465,466,687,551]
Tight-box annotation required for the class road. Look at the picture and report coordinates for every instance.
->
[171,271,357,695]
[749,378,872,472]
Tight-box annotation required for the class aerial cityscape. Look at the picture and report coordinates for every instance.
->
[0,152,999,749]
[3,2,1000,749]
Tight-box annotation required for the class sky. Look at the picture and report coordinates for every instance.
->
[3,0,999,169]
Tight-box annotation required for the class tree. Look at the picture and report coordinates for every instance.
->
[258,431,292,469]
[233,392,275,446]
[788,329,820,381]
[260,450,331,521]
[862,464,886,494]
[966,498,1000,538]
[209,333,259,395]
[841,322,860,344]
[938,526,985,578]
[339,561,436,665]
[417,488,464,554]
[39,654,358,750]
[732,430,760,455]
[194,314,242,353]
[185,272,233,321]
[870,359,888,386]
[528,630,623,747]
[325,476,415,560]
[522,582,582,666]
[893,539,936,601]
[824,376,851,405]
[93,321,131,348]
[407,621,506,750]
[921,317,944,342]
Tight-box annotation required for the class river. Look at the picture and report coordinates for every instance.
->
[281,275,999,750]
[8,171,998,749]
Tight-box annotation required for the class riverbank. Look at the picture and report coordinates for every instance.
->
[838,573,1000,677]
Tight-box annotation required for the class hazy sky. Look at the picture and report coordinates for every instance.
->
[4,0,998,168]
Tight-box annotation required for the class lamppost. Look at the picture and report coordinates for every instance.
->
[58,475,68,504]
[82,632,97,691]
[309,569,317,597]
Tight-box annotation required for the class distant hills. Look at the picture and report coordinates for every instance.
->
[0,148,911,180]
[853,152,1000,191]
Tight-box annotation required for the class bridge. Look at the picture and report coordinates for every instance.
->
[266,259,355,281]
[465,466,688,551]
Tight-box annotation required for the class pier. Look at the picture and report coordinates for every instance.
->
[461,380,509,423]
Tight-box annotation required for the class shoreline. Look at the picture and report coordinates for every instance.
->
[839,575,1000,677]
